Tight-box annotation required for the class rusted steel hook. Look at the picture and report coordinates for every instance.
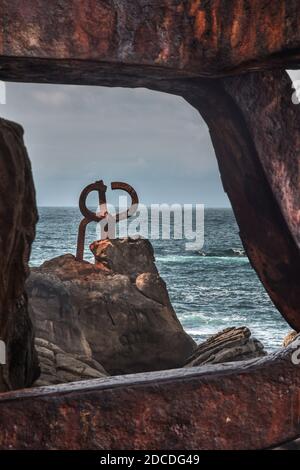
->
[76,180,139,261]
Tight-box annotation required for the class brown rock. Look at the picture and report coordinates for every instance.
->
[27,239,196,375]
[283,331,299,347]
[185,327,266,367]
[91,238,158,278]
[0,118,39,391]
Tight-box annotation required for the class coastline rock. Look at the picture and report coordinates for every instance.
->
[27,238,196,376]
[184,327,266,367]
[283,331,299,347]
[34,337,107,387]
[91,238,158,279]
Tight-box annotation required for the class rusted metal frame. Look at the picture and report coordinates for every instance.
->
[0,344,299,449]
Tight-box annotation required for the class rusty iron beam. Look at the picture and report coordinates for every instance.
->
[0,344,299,450]
[1,0,300,84]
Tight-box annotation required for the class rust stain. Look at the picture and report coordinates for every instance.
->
[188,0,207,43]
[72,0,116,58]
[194,10,206,42]
[1,0,300,73]
[263,0,286,52]
[189,0,202,17]
[156,10,173,63]
[231,0,245,49]
[244,5,257,64]
[211,0,220,50]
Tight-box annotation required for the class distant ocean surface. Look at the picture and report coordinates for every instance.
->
[30,207,290,352]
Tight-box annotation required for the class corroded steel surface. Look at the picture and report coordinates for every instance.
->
[0,344,299,450]
[1,0,300,450]
[1,0,300,79]
[76,180,139,261]
[176,71,300,333]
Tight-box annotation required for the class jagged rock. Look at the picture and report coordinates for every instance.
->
[91,238,158,278]
[34,337,107,387]
[283,331,300,347]
[184,327,266,367]
[27,238,196,376]
[0,118,39,391]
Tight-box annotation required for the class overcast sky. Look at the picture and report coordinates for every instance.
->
[0,81,229,207]
[0,71,298,207]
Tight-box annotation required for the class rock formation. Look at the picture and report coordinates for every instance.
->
[0,118,39,391]
[27,238,196,376]
[34,337,107,387]
[28,237,267,385]
[283,331,300,347]
[184,327,266,367]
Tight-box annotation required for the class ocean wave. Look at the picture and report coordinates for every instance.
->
[198,248,246,258]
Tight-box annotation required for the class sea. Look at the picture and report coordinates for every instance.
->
[30,207,291,352]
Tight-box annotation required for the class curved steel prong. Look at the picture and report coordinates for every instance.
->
[76,179,139,261]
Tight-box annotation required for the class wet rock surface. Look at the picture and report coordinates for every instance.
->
[27,238,196,376]
[184,327,266,367]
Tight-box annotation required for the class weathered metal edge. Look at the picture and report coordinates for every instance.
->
[0,345,294,402]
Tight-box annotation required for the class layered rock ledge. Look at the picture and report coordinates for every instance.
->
[34,337,108,387]
[184,327,266,367]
